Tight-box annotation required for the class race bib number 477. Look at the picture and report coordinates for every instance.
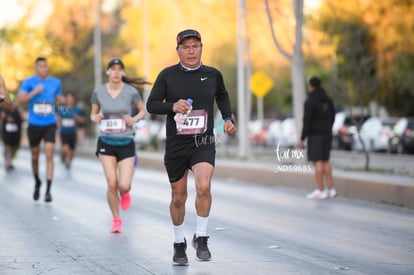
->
[176,109,208,135]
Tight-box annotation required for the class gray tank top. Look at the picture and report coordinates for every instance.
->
[91,83,141,138]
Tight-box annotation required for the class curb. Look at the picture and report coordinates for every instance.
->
[134,151,414,209]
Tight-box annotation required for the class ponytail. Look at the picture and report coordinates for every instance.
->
[122,76,151,92]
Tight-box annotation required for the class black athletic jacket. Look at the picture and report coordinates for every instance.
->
[300,88,335,141]
[147,63,233,155]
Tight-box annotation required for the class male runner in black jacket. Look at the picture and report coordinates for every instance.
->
[147,29,237,265]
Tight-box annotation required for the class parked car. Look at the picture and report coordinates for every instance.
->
[332,112,355,150]
[353,117,398,152]
[265,120,283,148]
[277,118,298,148]
[331,112,370,151]
[248,119,273,146]
[134,119,163,149]
[389,117,414,154]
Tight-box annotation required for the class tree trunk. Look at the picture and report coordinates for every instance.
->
[291,49,305,138]
[265,0,305,138]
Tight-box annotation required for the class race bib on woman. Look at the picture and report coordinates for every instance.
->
[177,109,208,135]
[100,115,126,134]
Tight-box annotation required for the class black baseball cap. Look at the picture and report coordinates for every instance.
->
[107,57,124,69]
[176,29,202,46]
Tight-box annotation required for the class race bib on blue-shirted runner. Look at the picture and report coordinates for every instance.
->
[176,109,208,135]
[33,103,53,115]
[100,115,126,134]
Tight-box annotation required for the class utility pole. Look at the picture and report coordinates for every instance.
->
[93,0,102,88]
[142,0,150,104]
[237,0,250,159]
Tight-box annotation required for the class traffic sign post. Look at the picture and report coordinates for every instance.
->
[250,71,274,98]
[250,71,274,120]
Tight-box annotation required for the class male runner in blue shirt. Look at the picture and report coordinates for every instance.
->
[17,57,65,202]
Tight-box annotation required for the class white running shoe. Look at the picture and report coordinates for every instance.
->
[306,189,328,200]
[328,188,337,198]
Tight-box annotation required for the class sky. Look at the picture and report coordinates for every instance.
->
[0,0,322,27]
[0,0,119,27]
[0,0,28,27]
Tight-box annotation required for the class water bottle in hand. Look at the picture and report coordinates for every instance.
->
[174,98,193,130]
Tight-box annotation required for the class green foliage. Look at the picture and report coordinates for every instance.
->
[2,0,414,119]
[318,17,377,107]
[388,51,414,115]
[310,0,414,116]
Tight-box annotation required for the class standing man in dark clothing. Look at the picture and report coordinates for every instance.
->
[297,76,337,200]
[147,29,237,266]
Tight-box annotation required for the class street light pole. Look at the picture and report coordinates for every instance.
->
[142,0,150,104]
[237,0,249,159]
[94,0,102,88]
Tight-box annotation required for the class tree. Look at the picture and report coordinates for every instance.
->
[314,2,378,171]
[366,0,414,115]
[314,0,414,116]
[264,0,306,137]
[389,51,414,116]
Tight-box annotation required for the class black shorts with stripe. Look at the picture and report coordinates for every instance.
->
[96,138,135,162]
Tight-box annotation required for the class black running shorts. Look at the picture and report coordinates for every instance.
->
[27,124,57,148]
[60,132,77,150]
[164,148,216,183]
[96,138,135,162]
[2,132,21,147]
[307,135,333,161]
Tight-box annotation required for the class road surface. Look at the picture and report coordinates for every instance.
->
[1,150,413,274]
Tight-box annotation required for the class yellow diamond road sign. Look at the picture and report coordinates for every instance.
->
[250,71,274,98]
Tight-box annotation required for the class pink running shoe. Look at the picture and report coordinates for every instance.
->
[110,218,122,233]
[120,192,131,210]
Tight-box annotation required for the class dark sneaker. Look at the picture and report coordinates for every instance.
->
[33,181,41,201]
[172,239,188,266]
[192,234,211,261]
[45,192,52,203]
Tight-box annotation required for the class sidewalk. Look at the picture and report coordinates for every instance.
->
[75,140,414,209]
[135,150,414,209]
